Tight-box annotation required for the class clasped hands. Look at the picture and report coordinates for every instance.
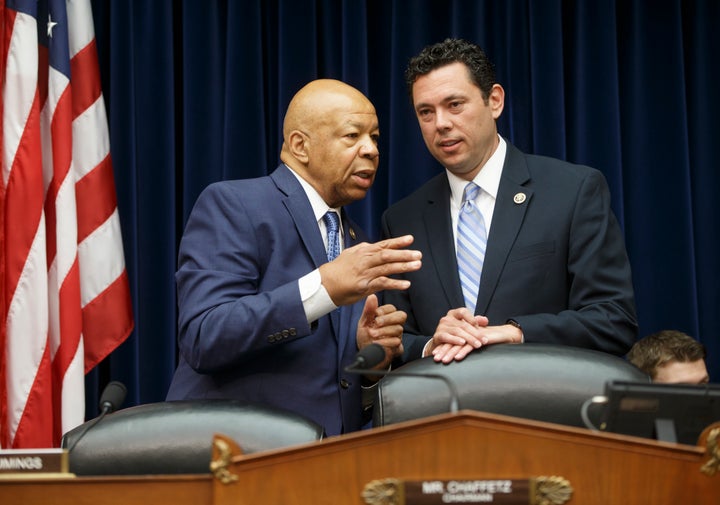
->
[426,308,523,363]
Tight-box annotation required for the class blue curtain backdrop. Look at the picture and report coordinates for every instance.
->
[84,0,720,413]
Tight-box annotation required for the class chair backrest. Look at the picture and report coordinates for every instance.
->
[61,400,325,475]
[374,343,649,428]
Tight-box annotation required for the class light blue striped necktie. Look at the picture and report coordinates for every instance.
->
[456,182,487,313]
[323,211,341,262]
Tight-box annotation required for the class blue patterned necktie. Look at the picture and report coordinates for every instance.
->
[323,211,341,262]
[456,182,487,313]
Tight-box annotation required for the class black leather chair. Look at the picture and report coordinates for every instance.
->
[373,343,649,428]
[61,400,325,475]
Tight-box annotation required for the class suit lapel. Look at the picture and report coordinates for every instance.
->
[423,178,466,310]
[271,166,328,268]
[476,143,532,315]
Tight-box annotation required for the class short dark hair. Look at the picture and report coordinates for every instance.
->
[405,38,497,103]
[626,330,707,379]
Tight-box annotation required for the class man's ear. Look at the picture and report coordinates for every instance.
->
[287,130,310,164]
[489,83,505,119]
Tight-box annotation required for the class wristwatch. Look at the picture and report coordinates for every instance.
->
[506,318,524,343]
[506,318,522,330]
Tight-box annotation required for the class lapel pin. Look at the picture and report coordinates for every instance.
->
[513,192,527,204]
[349,228,356,240]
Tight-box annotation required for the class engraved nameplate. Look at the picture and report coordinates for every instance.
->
[362,476,573,505]
[0,449,69,475]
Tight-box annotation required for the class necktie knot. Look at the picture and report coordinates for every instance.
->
[323,211,341,262]
[462,182,481,205]
[323,210,339,233]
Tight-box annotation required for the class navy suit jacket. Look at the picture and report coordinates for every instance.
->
[381,142,638,361]
[166,165,368,436]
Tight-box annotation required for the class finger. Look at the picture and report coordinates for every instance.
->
[432,331,468,347]
[440,343,473,364]
[374,234,415,250]
[452,343,476,361]
[373,308,407,327]
[459,325,483,348]
[358,294,379,327]
[366,277,413,293]
[433,321,481,347]
[364,293,379,314]
[368,324,405,341]
[456,308,480,325]
[440,345,461,363]
[364,257,422,281]
[448,318,484,348]
[373,303,397,317]
[432,343,453,362]
[371,336,402,348]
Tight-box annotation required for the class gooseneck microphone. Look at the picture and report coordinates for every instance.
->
[66,381,127,453]
[345,344,460,413]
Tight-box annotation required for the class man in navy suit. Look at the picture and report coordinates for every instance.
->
[167,79,422,436]
[382,39,637,364]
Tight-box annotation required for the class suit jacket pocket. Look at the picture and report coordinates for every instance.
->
[508,240,555,262]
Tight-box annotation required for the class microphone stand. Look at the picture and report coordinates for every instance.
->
[345,364,461,413]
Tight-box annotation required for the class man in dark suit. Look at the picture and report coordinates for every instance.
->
[382,38,637,364]
[167,79,422,436]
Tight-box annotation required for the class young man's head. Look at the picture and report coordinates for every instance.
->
[627,330,709,384]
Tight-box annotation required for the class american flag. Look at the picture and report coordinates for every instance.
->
[1,0,134,448]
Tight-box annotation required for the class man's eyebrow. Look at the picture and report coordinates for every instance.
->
[342,119,379,131]
[415,93,466,109]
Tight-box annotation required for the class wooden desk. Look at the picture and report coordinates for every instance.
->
[2,410,718,505]
[0,474,212,505]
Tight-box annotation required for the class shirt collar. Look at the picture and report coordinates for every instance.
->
[447,135,507,205]
[285,164,341,221]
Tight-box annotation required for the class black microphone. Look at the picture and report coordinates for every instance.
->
[98,381,127,414]
[66,381,127,453]
[345,342,387,370]
[345,344,460,413]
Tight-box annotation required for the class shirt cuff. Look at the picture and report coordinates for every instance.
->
[299,268,338,323]
[421,339,433,358]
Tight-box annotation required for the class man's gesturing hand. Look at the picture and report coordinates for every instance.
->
[356,294,406,369]
[319,235,421,307]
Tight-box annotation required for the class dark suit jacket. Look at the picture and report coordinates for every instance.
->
[166,165,368,436]
[381,142,638,361]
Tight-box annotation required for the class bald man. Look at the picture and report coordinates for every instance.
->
[166,80,422,436]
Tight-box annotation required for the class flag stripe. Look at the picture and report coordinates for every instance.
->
[10,344,53,447]
[69,38,101,119]
[76,153,117,242]
[54,259,82,379]
[43,73,74,269]
[83,271,133,371]
[78,209,127,306]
